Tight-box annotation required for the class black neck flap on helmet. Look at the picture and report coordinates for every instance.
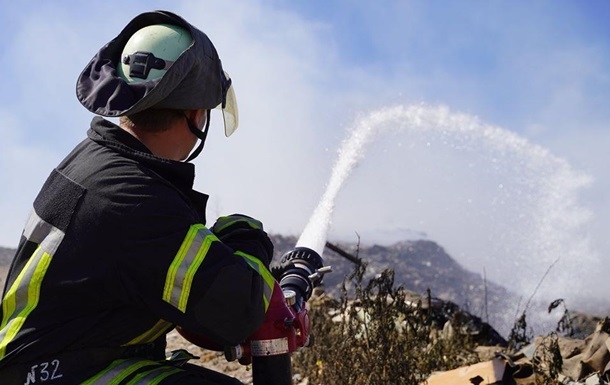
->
[76,10,232,161]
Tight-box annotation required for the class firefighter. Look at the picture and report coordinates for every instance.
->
[0,10,275,385]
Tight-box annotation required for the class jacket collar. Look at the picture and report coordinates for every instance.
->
[87,117,209,221]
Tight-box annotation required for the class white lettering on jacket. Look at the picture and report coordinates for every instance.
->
[24,359,63,384]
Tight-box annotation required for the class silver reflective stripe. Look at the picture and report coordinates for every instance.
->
[23,209,64,255]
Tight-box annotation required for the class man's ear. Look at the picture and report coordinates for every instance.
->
[184,109,199,122]
[184,108,206,128]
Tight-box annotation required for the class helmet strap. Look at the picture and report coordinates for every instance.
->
[123,51,174,80]
[184,110,211,162]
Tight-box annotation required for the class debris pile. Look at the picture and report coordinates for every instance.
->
[425,317,610,384]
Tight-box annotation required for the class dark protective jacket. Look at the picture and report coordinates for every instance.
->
[0,117,275,379]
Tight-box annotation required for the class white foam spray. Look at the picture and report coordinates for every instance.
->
[297,104,598,313]
[296,109,382,254]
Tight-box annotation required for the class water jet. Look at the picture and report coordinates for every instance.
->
[296,104,599,333]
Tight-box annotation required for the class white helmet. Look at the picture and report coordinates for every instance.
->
[118,24,192,83]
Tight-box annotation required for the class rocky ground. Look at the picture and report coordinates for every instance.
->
[165,298,606,385]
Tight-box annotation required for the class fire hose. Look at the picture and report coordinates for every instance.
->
[178,246,331,385]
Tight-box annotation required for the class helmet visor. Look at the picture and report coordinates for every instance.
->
[219,71,239,137]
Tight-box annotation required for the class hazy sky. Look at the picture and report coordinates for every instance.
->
[1,1,609,309]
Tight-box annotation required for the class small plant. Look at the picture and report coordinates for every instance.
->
[548,298,573,337]
[531,332,563,385]
[507,311,533,353]
[507,259,561,354]
[528,299,572,383]
[504,299,573,384]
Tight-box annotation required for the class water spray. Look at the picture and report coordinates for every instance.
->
[304,104,595,300]
[298,103,596,335]
[297,110,381,254]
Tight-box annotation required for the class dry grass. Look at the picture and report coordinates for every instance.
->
[291,259,576,385]
[292,262,480,385]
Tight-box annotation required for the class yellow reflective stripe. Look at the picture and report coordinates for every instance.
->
[0,210,63,359]
[82,359,159,385]
[163,225,216,312]
[126,365,182,385]
[235,251,275,310]
[0,247,53,358]
[214,215,263,233]
[124,319,172,346]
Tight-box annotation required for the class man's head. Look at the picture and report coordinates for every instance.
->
[76,10,238,142]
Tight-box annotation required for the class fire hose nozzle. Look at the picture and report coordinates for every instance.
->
[271,247,327,304]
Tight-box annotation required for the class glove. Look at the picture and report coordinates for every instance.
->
[211,214,274,267]
[212,214,264,234]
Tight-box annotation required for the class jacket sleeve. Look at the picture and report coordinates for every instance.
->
[114,190,276,346]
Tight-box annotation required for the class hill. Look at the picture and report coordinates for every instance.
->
[272,234,514,333]
[0,246,13,265]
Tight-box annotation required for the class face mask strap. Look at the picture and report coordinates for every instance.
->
[184,109,211,162]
